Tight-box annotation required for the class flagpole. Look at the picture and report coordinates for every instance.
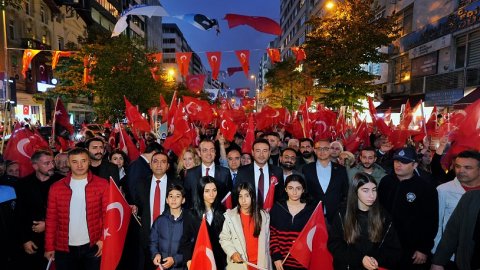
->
[420,100,427,137]
[51,97,58,149]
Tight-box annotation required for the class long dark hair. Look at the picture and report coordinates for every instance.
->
[235,182,262,237]
[344,172,384,244]
[284,174,310,203]
[192,176,224,219]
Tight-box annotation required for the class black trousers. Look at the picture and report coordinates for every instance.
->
[55,243,100,270]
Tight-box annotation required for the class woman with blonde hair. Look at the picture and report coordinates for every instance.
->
[176,146,201,184]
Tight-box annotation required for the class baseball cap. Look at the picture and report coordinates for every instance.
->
[393,147,417,164]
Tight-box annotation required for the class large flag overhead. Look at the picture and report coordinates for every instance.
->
[100,179,131,270]
[289,202,333,269]
[224,13,281,35]
[267,48,281,64]
[206,52,222,80]
[112,5,169,37]
[190,217,216,270]
[227,66,245,76]
[22,49,41,78]
[175,14,219,32]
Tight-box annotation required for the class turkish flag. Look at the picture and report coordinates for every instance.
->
[224,13,282,35]
[241,114,255,154]
[186,74,206,94]
[267,48,281,64]
[119,126,140,162]
[158,95,169,123]
[221,192,232,209]
[21,49,41,78]
[164,101,197,157]
[235,50,250,78]
[289,202,333,269]
[227,67,244,76]
[100,179,131,270]
[183,96,213,126]
[124,96,151,132]
[108,128,117,150]
[190,217,216,270]
[53,98,74,136]
[4,128,50,178]
[23,105,29,115]
[344,120,368,153]
[263,175,278,212]
[175,52,192,77]
[147,52,163,81]
[219,114,237,141]
[235,88,250,97]
[51,51,72,70]
[425,105,438,136]
[291,47,306,65]
[206,52,222,80]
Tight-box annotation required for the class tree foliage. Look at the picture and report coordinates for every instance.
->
[304,0,399,109]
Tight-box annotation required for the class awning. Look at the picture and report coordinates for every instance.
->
[375,94,424,113]
[453,87,480,109]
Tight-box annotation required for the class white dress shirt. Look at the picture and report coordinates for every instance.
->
[254,162,270,201]
[149,174,168,226]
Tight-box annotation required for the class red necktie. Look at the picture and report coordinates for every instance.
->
[258,168,264,206]
[152,180,161,222]
[206,167,210,176]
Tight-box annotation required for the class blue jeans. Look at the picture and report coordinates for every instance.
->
[55,243,100,270]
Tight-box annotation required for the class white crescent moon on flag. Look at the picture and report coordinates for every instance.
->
[180,55,187,62]
[271,110,279,118]
[317,121,327,133]
[17,138,31,158]
[206,248,217,270]
[221,120,227,130]
[185,102,195,114]
[240,53,246,63]
[456,110,466,117]
[106,202,125,232]
[306,225,317,252]
[211,56,218,62]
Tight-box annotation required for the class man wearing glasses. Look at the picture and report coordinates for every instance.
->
[302,139,349,223]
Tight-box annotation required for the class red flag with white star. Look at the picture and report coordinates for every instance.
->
[175,52,192,77]
[101,179,131,270]
[206,52,221,80]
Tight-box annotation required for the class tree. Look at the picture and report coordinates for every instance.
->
[305,0,399,110]
[262,58,319,111]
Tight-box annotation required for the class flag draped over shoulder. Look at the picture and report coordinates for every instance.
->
[101,179,131,270]
[190,217,216,270]
[224,13,281,35]
[289,201,333,269]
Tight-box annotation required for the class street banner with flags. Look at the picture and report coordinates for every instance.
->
[101,178,131,270]
[263,175,278,212]
[190,217,216,270]
[289,201,333,269]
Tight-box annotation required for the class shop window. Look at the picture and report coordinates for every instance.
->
[393,54,411,83]
[397,4,413,36]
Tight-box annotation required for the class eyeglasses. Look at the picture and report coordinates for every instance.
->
[330,147,342,150]
[314,147,330,152]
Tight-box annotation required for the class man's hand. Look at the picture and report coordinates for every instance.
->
[230,252,243,263]
[44,251,55,261]
[186,260,191,269]
[153,254,161,266]
[412,251,427,264]
[431,264,445,270]
[32,221,45,233]
[130,205,138,215]
[23,241,38,254]
[273,260,284,270]
[94,240,103,257]
[161,257,175,269]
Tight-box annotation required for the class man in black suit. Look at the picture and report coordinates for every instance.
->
[183,139,232,208]
[133,152,177,270]
[124,142,163,203]
[235,138,284,208]
[302,139,349,223]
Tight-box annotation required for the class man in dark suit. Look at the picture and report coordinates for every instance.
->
[235,138,284,208]
[133,152,177,270]
[184,139,232,208]
[124,142,163,203]
[302,139,349,223]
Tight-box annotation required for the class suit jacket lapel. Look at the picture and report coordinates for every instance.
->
[314,165,326,195]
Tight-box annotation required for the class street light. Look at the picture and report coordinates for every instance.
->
[325,1,335,10]
[250,74,258,111]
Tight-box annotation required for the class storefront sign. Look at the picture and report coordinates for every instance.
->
[67,103,93,112]
[409,35,451,59]
[425,88,464,106]
[411,52,438,77]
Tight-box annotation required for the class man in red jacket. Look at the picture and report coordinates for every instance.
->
[44,147,108,270]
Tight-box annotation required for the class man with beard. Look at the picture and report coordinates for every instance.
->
[296,138,316,171]
[280,148,303,181]
[54,152,70,176]
[15,150,63,270]
[346,147,386,184]
[85,137,119,184]
[267,132,282,166]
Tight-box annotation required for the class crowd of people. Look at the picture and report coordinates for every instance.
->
[0,127,479,270]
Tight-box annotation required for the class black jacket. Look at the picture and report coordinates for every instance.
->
[327,208,402,270]
[302,161,349,223]
[378,173,438,263]
[89,159,119,184]
[125,156,152,203]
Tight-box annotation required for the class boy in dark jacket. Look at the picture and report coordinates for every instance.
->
[149,184,185,270]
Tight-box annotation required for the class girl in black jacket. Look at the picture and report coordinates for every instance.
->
[328,172,401,270]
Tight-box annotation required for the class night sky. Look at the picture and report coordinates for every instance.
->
[161,0,280,89]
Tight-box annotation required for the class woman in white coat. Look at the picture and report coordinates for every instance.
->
[220,182,272,270]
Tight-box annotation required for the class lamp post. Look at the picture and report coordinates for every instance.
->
[250,74,258,111]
